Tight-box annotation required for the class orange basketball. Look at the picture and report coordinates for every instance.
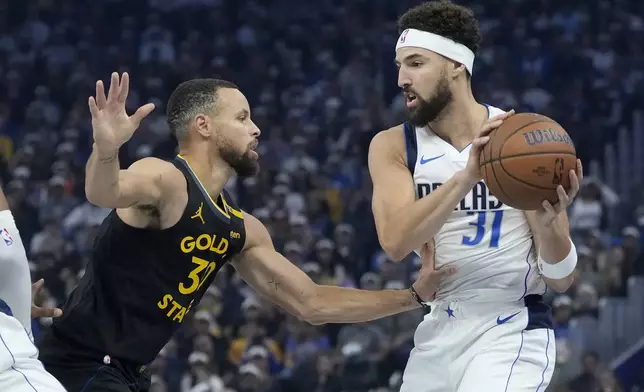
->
[479,113,577,211]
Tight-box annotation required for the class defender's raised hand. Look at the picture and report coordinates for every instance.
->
[88,72,155,156]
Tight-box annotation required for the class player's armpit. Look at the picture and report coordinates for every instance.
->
[86,156,177,209]
[525,211,575,292]
[233,213,420,325]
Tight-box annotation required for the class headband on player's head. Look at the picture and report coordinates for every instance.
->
[395,28,475,75]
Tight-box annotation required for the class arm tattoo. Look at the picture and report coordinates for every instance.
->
[268,278,281,291]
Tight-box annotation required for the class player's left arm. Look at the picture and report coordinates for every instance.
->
[525,158,584,293]
[232,212,451,325]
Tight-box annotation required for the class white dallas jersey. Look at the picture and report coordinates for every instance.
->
[406,105,545,303]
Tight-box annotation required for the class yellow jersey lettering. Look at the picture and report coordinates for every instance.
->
[173,307,187,322]
[230,231,240,239]
[180,236,195,253]
[210,237,228,254]
[180,234,228,255]
[166,300,182,317]
[157,294,173,309]
[157,294,194,324]
[178,256,217,295]
[196,234,212,251]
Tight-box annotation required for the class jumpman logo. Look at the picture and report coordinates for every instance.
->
[191,202,205,224]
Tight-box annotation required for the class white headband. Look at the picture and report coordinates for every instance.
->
[396,28,475,75]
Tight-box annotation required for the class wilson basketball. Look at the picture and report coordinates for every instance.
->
[479,113,577,211]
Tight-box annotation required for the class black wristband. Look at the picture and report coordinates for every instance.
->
[409,285,431,312]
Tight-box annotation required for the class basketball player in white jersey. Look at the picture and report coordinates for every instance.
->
[0,185,67,391]
[368,2,583,391]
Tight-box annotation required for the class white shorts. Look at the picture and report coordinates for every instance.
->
[401,295,556,392]
[0,313,67,391]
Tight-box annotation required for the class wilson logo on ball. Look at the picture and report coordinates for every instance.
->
[523,129,573,146]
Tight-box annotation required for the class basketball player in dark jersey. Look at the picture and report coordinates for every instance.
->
[38,72,455,392]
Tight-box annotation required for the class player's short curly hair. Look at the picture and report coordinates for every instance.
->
[398,1,481,55]
[166,79,238,142]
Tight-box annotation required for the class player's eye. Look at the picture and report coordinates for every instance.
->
[411,61,423,67]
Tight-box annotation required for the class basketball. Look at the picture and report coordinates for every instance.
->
[479,113,577,211]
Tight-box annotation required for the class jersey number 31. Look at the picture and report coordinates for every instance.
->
[462,211,503,248]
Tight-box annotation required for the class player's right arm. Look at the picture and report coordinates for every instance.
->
[368,113,512,261]
[85,72,158,209]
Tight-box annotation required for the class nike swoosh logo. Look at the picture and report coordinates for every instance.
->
[497,311,521,325]
[419,154,445,165]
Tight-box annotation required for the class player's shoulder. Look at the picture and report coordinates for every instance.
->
[369,124,406,155]
[127,157,184,187]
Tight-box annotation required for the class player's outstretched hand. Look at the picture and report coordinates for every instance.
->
[411,240,457,301]
[89,72,155,156]
[536,159,583,227]
[31,279,62,319]
[464,109,515,184]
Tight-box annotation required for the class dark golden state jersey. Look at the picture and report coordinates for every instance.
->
[44,155,246,365]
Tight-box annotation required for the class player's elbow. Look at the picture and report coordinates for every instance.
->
[293,287,327,325]
[379,233,409,262]
[85,187,117,209]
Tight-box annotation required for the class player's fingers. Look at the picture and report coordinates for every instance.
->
[117,72,129,103]
[419,242,436,271]
[542,199,557,216]
[469,136,490,157]
[486,109,515,123]
[557,185,570,209]
[478,119,503,136]
[96,80,107,108]
[106,72,119,104]
[567,170,580,199]
[88,96,100,118]
[32,306,63,318]
[31,278,44,295]
[130,103,156,126]
[437,267,458,279]
[576,159,584,182]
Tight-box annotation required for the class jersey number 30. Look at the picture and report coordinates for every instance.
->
[462,211,504,248]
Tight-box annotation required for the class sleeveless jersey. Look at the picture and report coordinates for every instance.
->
[403,105,545,303]
[45,155,246,365]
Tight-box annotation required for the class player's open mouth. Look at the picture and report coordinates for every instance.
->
[405,92,418,108]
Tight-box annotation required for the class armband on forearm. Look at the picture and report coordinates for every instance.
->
[537,238,577,279]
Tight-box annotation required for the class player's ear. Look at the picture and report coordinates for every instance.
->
[451,62,467,79]
[194,114,211,138]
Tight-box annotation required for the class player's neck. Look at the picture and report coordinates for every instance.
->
[428,93,487,150]
[178,145,234,197]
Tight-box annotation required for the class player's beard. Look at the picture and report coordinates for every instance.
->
[219,143,259,178]
[407,76,452,126]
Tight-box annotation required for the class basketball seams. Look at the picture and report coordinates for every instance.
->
[498,154,574,191]
[486,126,513,203]
[482,151,577,164]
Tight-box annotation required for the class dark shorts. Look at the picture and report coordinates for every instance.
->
[39,330,150,392]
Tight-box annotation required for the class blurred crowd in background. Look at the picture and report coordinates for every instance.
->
[0,0,643,391]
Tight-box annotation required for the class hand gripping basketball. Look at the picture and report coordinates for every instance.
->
[88,72,155,156]
[464,110,516,184]
[411,240,457,301]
